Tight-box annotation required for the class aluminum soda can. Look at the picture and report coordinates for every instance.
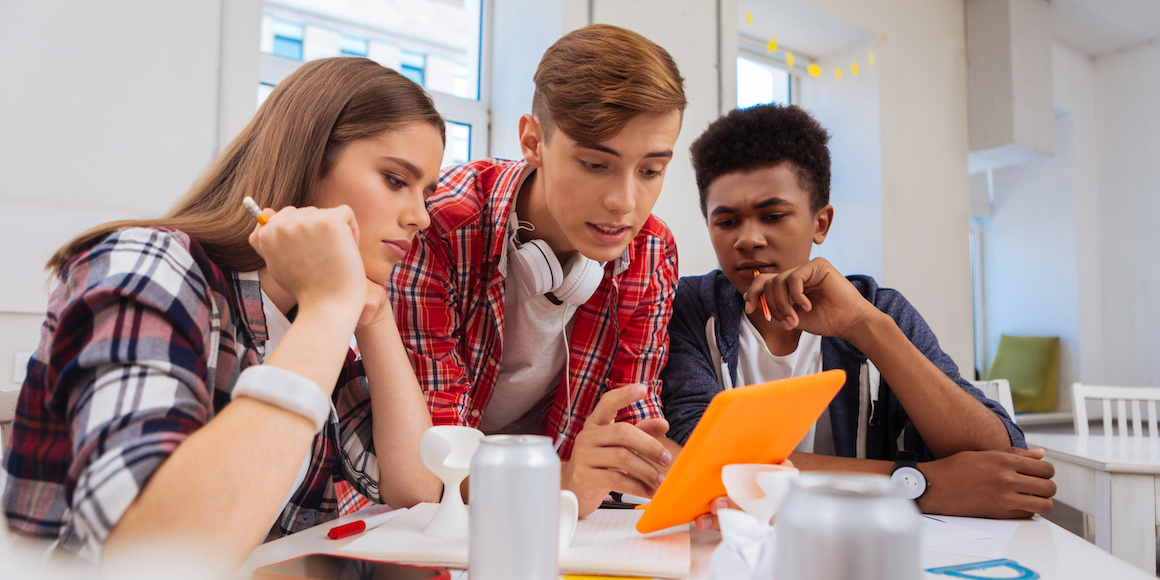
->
[468,434,560,580]
[775,473,920,580]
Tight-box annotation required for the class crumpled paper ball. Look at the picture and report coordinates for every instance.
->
[707,508,778,580]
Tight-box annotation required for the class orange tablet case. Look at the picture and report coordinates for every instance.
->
[636,369,846,533]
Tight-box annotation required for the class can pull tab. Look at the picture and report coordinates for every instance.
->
[925,558,1039,580]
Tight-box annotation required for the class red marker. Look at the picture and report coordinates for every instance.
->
[327,508,407,540]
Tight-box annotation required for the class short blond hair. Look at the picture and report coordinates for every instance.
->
[532,24,687,143]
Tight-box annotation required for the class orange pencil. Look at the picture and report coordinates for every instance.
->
[754,269,771,320]
[242,196,269,225]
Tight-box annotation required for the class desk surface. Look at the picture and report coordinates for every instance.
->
[237,507,1152,580]
[1029,432,1160,474]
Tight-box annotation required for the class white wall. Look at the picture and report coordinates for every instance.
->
[791,0,977,372]
[975,38,1160,408]
[982,114,1079,407]
[1053,42,1104,393]
[1094,41,1160,387]
[802,40,886,283]
[591,0,722,280]
[488,0,572,160]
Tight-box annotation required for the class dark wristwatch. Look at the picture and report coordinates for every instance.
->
[890,450,928,501]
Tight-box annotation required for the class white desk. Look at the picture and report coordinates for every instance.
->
[237,508,1152,579]
[1027,432,1160,574]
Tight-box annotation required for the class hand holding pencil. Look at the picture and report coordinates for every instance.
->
[744,258,882,339]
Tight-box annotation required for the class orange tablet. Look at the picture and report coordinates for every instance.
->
[636,369,846,533]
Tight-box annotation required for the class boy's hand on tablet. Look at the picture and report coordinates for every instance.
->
[691,458,793,531]
[918,447,1056,519]
[563,384,673,517]
[694,496,737,531]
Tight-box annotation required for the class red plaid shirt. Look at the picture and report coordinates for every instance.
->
[389,159,678,459]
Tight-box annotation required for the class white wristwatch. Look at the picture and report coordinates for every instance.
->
[232,365,331,432]
[891,451,929,501]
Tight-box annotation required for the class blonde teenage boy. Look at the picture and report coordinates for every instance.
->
[390,25,687,516]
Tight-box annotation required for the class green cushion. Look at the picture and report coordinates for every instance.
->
[985,335,1060,413]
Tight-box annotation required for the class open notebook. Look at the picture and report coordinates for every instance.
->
[339,502,691,578]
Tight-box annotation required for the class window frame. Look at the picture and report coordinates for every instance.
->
[736,40,802,107]
[255,0,492,166]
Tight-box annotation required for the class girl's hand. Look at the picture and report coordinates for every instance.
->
[248,205,367,317]
[358,279,394,328]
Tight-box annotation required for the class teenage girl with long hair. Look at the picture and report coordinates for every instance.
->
[3,57,443,570]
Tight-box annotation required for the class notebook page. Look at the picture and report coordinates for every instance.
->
[339,503,691,578]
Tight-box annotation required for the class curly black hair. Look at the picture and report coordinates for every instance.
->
[689,103,831,218]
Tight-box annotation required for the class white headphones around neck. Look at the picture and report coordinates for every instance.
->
[508,237,604,305]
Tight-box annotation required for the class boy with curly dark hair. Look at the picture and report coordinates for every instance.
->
[662,104,1056,526]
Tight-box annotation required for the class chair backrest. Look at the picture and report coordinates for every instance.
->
[985,335,1060,413]
[1071,382,1160,438]
[970,379,1017,424]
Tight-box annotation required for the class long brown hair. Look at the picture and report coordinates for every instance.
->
[532,24,687,143]
[48,57,445,275]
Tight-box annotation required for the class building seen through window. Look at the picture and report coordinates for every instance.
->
[259,0,486,167]
[737,56,792,108]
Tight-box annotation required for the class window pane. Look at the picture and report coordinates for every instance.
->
[261,0,482,100]
[257,82,275,109]
[400,50,426,86]
[272,35,303,60]
[339,36,368,57]
[443,121,472,168]
[737,56,791,108]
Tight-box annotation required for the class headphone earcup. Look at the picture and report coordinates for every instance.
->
[553,253,604,305]
[509,238,563,296]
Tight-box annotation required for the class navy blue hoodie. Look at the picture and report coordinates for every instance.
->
[660,270,1025,461]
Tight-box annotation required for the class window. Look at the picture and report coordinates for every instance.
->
[270,20,304,61]
[399,51,426,87]
[444,121,472,168]
[737,56,792,109]
[257,83,275,110]
[339,36,368,58]
[258,0,490,165]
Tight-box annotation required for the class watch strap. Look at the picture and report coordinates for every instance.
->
[896,450,919,469]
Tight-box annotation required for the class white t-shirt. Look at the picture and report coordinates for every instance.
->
[736,314,835,456]
[479,206,582,435]
[260,291,315,516]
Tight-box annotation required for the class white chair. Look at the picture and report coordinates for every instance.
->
[1071,382,1160,438]
[970,379,1017,424]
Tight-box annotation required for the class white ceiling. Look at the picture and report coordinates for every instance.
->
[739,0,1160,59]
[1051,0,1160,57]
[738,0,873,59]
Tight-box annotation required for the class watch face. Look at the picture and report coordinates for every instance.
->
[891,466,926,500]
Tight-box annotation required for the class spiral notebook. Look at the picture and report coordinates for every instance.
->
[338,502,691,578]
